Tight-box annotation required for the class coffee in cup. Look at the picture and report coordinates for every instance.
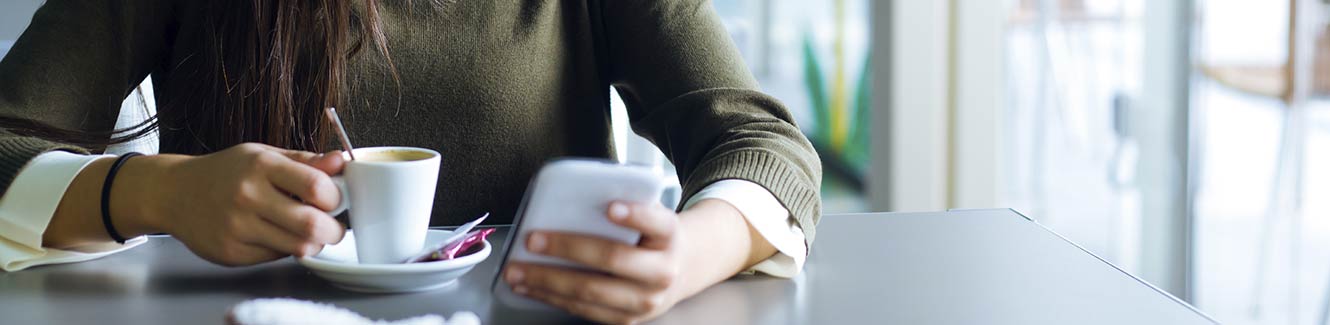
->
[354,149,435,162]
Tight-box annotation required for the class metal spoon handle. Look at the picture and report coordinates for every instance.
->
[324,107,356,160]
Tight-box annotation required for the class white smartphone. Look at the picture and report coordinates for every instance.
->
[492,159,665,309]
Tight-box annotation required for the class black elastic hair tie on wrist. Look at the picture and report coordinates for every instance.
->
[101,152,143,244]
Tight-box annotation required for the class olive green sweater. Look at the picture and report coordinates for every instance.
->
[0,1,822,246]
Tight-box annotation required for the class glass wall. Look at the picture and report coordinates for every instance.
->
[1000,0,1330,323]
[1191,0,1330,324]
[1000,0,1147,271]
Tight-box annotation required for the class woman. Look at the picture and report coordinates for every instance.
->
[0,1,820,323]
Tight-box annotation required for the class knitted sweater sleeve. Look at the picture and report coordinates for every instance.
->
[0,1,174,195]
[595,0,824,248]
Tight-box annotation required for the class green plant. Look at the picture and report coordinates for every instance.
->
[802,34,872,192]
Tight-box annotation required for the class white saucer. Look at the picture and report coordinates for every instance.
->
[297,229,492,293]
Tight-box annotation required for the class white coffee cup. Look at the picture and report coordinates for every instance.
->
[327,147,441,264]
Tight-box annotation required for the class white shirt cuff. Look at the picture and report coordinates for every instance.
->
[682,179,806,278]
[0,151,147,272]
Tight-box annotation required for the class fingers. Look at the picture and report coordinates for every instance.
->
[506,263,664,315]
[214,241,287,267]
[528,231,675,289]
[522,287,642,325]
[292,150,345,175]
[233,243,286,265]
[249,142,345,176]
[606,202,677,249]
[275,148,319,163]
[508,203,682,323]
[182,143,348,267]
[263,156,342,211]
[241,216,323,257]
[254,186,345,245]
[235,143,343,210]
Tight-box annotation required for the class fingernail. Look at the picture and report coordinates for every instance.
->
[507,267,524,283]
[307,246,325,257]
[514,285,529,295]
[528,232,547,253]
[609,202,629,221]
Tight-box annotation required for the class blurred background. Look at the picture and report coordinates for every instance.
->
[1,0,1327,324]
[692,0,1325,324]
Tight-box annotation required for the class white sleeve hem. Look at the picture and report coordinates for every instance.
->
[0,151,147,272]
[683,179,806,278]
[1,236,147,272]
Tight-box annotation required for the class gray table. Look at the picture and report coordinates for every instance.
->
[0,209,1218,324]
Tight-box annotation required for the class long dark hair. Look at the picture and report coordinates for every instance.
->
[0,1,397,153]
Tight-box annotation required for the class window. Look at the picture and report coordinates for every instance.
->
[1001,0,1147,269]
[1192,1,1330,324]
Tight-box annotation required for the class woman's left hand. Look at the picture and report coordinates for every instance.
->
[503,202,684,324]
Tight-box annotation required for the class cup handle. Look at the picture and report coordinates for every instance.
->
[328,176,350,216]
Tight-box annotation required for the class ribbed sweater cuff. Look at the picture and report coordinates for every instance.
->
[0,136,88,197]
[682,149,821,248]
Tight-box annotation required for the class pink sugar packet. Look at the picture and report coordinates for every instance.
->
[409,228,496,263]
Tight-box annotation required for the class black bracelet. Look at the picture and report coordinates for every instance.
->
[101,152,143,244]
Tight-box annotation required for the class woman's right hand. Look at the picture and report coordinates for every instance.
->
[153,143,347,266]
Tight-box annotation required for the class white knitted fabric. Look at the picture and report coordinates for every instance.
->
[228,298,480,325]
